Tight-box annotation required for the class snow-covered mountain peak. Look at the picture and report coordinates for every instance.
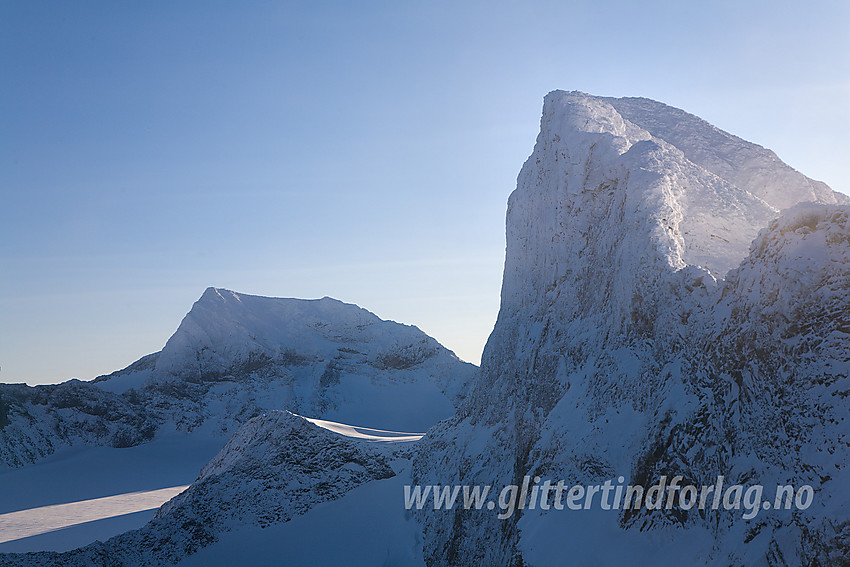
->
[190,287,379,336]
[415,93,850,566]
[541,90,652,148]
[80,288,476,433]
[150,288,448,384]
[602,96,849,211]
[512,91,846,287]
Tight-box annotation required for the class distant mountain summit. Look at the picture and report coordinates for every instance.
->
[98,288,461,394]
[93,287,473,432]
[0,289,475,468]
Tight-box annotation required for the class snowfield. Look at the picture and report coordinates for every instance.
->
[0,487,189,547]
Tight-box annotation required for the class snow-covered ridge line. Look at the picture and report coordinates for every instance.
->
[297,414,425,442]
[601,94,848,210]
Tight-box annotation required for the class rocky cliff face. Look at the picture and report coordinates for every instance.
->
[413,91,849,566]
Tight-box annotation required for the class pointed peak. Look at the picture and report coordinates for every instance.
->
[199,287,237,301]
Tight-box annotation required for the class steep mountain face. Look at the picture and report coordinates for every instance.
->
[0,290,475,468]
[702,204,850,565]
[0,412,414,567]
[413,91,849,566]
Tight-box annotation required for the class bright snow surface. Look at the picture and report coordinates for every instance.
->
[0,415,422,553]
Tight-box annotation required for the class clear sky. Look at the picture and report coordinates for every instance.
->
[2,0,848,385]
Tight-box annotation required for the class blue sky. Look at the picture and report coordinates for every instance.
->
[2,0,848,384]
